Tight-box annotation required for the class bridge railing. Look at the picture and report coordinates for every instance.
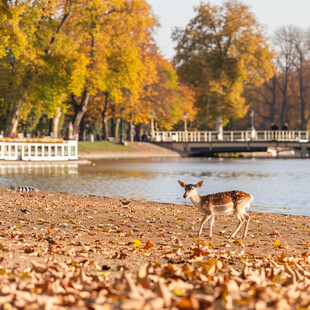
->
[154,130,309,143]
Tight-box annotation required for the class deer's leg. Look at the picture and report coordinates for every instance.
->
[209,215,215,237]
[230,213,244,239]
[198,214,211,236]
[242,211,250,239]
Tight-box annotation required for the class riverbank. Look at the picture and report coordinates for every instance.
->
[78,141,181,159]
[77,141,307,160]
[0,188,309,309]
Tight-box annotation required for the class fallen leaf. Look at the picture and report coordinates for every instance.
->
[24,246,34,254]
[144,240,154,249]
[176,297,192,309]
[132,239,142,247]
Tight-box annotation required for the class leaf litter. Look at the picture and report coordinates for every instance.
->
[0,187,309,309]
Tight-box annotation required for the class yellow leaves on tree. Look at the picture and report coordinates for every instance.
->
[138,54,196,130]
[173,0,275,128]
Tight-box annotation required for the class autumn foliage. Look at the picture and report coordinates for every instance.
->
[0,0,309,138]
[173,0,275,129]
[0,0,196,139]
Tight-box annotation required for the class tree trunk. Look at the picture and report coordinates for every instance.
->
[299,78,306,130]
[51,107,62,138]
[102,92,109,141]
[280,70,289,128]
[4,98,25,137]
[136,123,142,141]
[298,63,306,130]
[127,114,134,142]
[114,118,120,142]
[72,87,90,134]
[110,106,116,138]
[80,115,86,141]
[269,74,277,123]
[206,95,211,130]
[102,117,109,141]
[66,122,74,140]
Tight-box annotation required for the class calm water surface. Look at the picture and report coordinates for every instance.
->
[0,158,309,216]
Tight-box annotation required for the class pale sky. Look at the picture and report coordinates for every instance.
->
[147,0,310,59]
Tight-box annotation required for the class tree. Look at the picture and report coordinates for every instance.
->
[291,27,310,129]
[249,73,279,128]
[0,0,78,137]
[65,0,158,139]
[0,0,13,39]
[139,54,195,131]
[273,26,297,128]
[172,0,275,132]
[0,0,197,138]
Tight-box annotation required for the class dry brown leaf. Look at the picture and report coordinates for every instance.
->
[144,240,154,249]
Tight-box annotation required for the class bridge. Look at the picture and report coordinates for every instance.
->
[152,130,310,156]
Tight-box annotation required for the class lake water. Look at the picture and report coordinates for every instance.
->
[0,158,309,216]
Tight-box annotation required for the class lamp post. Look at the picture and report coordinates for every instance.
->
[120,108,124,144]
[150,112,155,141]
[250,109,256,140]
[250,109,255,129]
[183,112,188,131]
[183,112,188,142]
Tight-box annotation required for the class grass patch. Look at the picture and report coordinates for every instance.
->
[78,141,138,153]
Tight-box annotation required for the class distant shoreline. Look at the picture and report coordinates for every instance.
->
[78,141,307,159]
[78,141,181,159]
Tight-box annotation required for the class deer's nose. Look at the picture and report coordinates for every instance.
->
[183,193,187,198]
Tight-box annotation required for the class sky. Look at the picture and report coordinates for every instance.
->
[146,0,310,59]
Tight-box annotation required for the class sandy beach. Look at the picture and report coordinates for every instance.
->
[0,187,309,309]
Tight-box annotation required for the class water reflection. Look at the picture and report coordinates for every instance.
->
[0,158,309,216]
[193,171,270,179]
[0,164,78,176]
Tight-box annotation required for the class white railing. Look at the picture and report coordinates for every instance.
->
[154,130,309,143]
[0,140,78,161]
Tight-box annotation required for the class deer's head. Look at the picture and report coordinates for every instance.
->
[178,180,203,198]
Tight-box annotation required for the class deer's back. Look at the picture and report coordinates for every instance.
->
[201,190,251,214]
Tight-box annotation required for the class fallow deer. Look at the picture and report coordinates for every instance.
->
[178,180,253,239]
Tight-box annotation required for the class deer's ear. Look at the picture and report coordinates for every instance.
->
[196,180,204,188]
[178,180,186,188]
